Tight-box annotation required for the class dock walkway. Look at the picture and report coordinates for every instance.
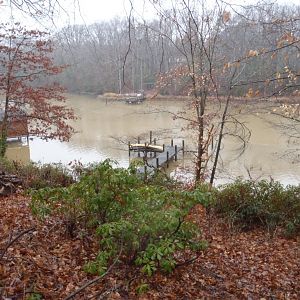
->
[136,145,182,176]
[129,131,185,178]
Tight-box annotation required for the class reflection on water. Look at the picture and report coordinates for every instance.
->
[6,139,30,164]
[6,94,300,185]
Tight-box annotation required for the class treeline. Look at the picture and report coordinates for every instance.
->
[53,3,300,97]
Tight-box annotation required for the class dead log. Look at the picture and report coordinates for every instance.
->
[0,173,22,195]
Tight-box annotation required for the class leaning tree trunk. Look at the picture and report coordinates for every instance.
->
[210,95,230,185]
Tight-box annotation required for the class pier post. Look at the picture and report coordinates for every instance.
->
[182,140,185,156]
[163,144,165,152]
[128,142,131,157]
[166,151,169,167]
[154,138,156,145]
[175,145,177,161]
[171,139,173,147]
[210,136,214,161]
[144,165,147,181]
[156,157,159,168]
[138,137,140,157]
[150,131,152,144]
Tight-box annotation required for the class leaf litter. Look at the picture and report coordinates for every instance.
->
[0,197,299,299]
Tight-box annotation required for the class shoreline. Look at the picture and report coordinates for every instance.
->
[95,93,300,104]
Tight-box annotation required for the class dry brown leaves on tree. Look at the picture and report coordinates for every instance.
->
[0,196,299,299]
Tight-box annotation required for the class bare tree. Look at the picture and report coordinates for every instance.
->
[0,0,64,23]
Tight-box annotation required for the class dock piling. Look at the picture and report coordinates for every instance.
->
[144,165,147,181]
[128,135,185,176]
[166,151,169,167]
[138,137,141,157]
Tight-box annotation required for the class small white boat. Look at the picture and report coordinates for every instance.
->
[129,143,163,152]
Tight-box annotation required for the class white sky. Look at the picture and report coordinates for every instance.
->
[56,0,157,26]
[74,0,299,24]
[1,0,299,29]
[1,0,150,29]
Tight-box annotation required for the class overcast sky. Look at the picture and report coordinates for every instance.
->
[75,0,299,24]
[1,0,299,29]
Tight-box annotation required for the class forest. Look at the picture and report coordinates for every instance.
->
[52,4,300,97]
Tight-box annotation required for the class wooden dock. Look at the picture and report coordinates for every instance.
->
[136,145,182,176]
[129,131,185,178]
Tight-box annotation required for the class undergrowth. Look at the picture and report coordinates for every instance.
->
[30,159,209,276]
[0,158,73,189]
[214,179,300,236]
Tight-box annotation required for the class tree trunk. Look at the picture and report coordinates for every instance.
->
[0,94,10,157]
[210,96,230,185]
[195,94,205,182]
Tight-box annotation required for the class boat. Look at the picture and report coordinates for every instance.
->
[129,143,163,153]
[123,92,145,104]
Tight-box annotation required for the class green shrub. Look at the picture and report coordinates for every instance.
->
[31,159,139,236]
[31,159,209,275]
[214,179,300,236]
[26,293,43,300]
[136,282,149,295]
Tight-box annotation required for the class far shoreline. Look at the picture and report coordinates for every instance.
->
[91,93,300,105]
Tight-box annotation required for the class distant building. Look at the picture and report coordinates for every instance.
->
[0,109,29,139]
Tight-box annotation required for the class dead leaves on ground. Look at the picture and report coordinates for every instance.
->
[0,196,299,299]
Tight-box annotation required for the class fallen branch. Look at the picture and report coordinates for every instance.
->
[0,227,35,260]
[97,284,122,300]
[63,246,123,300]
[175,253,201,268]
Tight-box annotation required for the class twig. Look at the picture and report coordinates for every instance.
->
[63,246,123,300]
[97,284,122,300]
[175,253,201,268]
[0,227,35,260]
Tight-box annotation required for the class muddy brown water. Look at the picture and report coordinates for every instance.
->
[6,94,300,185]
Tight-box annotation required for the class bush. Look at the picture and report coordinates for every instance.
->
[30,159,209,275]
[0,158,74,189]
[214,179,300,236]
